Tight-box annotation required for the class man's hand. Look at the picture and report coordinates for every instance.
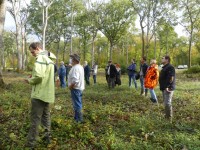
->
[166,88,172,92]
[69,84,74,90]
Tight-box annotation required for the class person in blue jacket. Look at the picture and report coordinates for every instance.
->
[58,61,66,88]
[127,59,137,89]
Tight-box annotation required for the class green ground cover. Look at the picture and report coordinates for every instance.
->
[0,71,200,150]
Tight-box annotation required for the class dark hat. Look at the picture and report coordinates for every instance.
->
[69,54,80,62]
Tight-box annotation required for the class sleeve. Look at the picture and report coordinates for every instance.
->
[28,60,46,85]
[167,66,175,88]
[71,68,80,85]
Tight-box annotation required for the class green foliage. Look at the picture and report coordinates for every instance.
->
[184,65,200,74]
[98,0,136,59]
[3,31,17,68]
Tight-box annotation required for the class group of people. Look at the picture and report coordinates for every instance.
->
[55,59,98,88]
[139,55,176,118]
[127,56,175,121]
[24,41,175,148]
[105,56,176,122]
[83,61,98,86]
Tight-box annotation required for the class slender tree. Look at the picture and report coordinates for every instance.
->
[8,0,23,71]
[0,0,6,86]
[177,0,200,68]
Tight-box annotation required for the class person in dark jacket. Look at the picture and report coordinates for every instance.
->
[84,61,90,85]
[54,64,58,82]
[115,63,121,86]
[58,61,66,88]
[139,56,149,95]
[127,59,137,89]
[105,63,110,84]
[107,60,117,89]
[159,55,175,121]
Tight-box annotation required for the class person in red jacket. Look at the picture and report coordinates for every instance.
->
[145,59,159,103]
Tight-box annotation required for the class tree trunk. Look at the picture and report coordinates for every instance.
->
[188,30,193,68]
[25,32,28,70]
[70,0,73,55]
[154,34,157,58]
[126,41,128,65]
[109,41,113,60]
[91,30,97,66]
[63,39,68,62]
[91,36,95,66]
[56,40,60,66]
[22,31,25,70]
[166,29,169,55]
[16,24,22,71]
[140,20,145,57]
[42,5,48,51]
[83,38,87,61]
[0,0,6,86]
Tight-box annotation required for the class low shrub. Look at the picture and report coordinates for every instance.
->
[184,65,200,74]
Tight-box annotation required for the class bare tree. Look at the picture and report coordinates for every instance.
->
[0,0,6,86]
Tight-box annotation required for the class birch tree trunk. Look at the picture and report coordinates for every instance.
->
[91,30,97,66]
[0,0,6,86]
[9,0,23,71]
[41,0,54,50]
[70,0,73,55]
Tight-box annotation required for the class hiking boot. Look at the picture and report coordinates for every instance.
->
[150,98,157,103]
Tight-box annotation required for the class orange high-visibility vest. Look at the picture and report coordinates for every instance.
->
[144,64,159,89]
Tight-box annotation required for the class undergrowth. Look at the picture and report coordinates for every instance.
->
[0,71,200,150]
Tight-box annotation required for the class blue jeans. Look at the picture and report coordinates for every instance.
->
[149,89,157,102]
[128,74,137,88]
[71,89,83,122]
[93,75,96,84]
[140,76,148,95]
[140,76,145,92]
[59,75,66,88]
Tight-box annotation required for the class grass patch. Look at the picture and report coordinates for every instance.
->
[0,70,200,149]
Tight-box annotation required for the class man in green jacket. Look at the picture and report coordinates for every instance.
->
[25,42,55,148]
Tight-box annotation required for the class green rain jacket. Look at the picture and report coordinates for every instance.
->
[28,51,55,103]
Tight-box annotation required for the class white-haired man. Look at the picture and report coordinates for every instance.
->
[68,54,85,122]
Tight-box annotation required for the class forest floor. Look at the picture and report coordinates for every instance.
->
[0,70,200,150]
